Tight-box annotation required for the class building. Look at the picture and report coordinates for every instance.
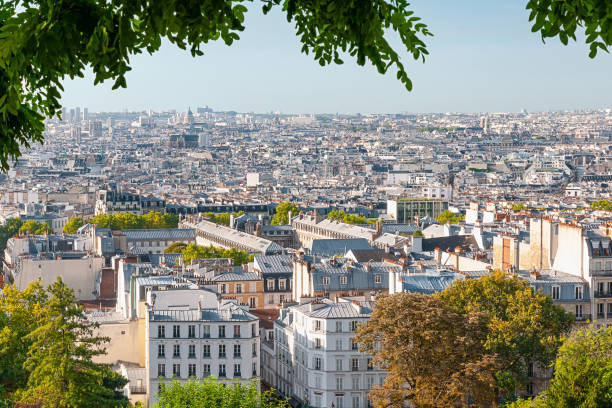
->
[95,185,165,215]
[212,270,265,309]
[292,255,396,303]
[183,218,283,255]
[253,255,293,308]
[273,299,386,408]
[145,289,260,406]
[386,199,449,224]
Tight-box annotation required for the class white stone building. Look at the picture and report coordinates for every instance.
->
[145,290,260,406]
[272,299,385,408]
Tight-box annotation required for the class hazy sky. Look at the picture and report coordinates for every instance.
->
[61,0,612,114]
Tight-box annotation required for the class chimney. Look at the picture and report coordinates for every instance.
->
[411,235,422,252]
[255,222,262,237]
[444,221,452,237]
[287,210,293,226]
[434,247,442,265]
[229,214,235,229]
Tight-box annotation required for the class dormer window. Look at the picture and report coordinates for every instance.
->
[322,277,330,285]
[340,275,348,285]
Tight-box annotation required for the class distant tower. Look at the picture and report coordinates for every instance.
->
[70,126,81,144]
[83,107,88,122]
[184,107,194,125]
[89,120,102,138]
[75,107,81,123]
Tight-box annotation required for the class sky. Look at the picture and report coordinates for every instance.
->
[60,0,612,114]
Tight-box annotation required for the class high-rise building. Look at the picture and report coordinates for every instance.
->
[75,107,81,124]
[69,108,76,123]
[70,126,81,143]
[83,107,88,122]
[89,120,103,139]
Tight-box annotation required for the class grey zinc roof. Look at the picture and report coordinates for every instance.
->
[191,220,283,254]
[211,271,262,282]
[311,260,396,292]
[254,255,293,274]
[399,272,464,294]
[150,307,257,322]
[309,238,374,257]
[123,228,196,241]
[299,300,374,318]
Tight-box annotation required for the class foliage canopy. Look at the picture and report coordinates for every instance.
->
[90,211,178,230]
[181,243,254,265]
[270,201,298,225]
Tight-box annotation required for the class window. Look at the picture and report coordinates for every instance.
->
[352,375,360,390]
[575,285,583,300]
[351,357,359,371]
[249,297,256,308]
[598,303,605,318]
[352,395,360,408]
[219,325,226,338]
[158,364,165,378]
[188,325,196,338]
[314,319,321,331]
[322,277,330,285]
[336,376,344,390]
[219,364,226,378]
[202,325,210,338]
[336,321,343,332]
[374,274,382,284]
[203,364,211,377]
[158,325,166,338]
[551,285,560,300]
[234,325,241,338]
[188,344,196,358]
[220,284,227,294]
[158,344,165,358]
[251,323,256,337]
[526,382,534,396]
[279,294,285,303]
[268,295,275,304]
[315,338,321,349]
[252,342,257,357]
[267,279,275,290]
[234,364,242,377]
[236,284,242,293]
[234,344,241,358]
[367,358,374,371]
[279,279,286,290]
[366,376,375,390]
[340,275,348,285]
[219,344,226,358]
[188,363,196,378]
[575,304,583,319]
[314,357,322,370]
[336,359,343,371]
[351,338,358,350]
[527,363,534,378]
[336,339,343,351]
[172,364,181,378]
[173,325,180,338]
[202,344,211,358]
[173,344,180,358]
[350,321,359,332]
[336,395,344,408]
[608,303,612,317]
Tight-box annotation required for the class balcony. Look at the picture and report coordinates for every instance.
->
[574,314,592,322]
[130,385,146,395]
[594,291,612,298]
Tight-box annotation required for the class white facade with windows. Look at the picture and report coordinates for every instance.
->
[145,290,260,406]
[273,299,385,408]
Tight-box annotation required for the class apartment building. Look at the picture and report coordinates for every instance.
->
[272,299,385,408]
[145,290,260,406]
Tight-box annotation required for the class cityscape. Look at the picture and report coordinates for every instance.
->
[2,1,612,407]
[1,105,611,406]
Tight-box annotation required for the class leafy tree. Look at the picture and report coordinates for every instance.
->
[89,212,178,230]
[355,292,502,408]
[271,202,298,225]
[202,211,245,226]
[62,216,84,234]
[535,326,612,408]
[164,242,188,254]
[437,271,574,396]
[0,217,22,255]
[0,281,48,402]
[19,220,52,235]
[181,243,254,266]
[327,210,367,224]
[511,202,528,212]
[435,210,465,224]
[16,277,129,408]
[412,229,423,237]
[591,199,612,211]
[155,378,289,408]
